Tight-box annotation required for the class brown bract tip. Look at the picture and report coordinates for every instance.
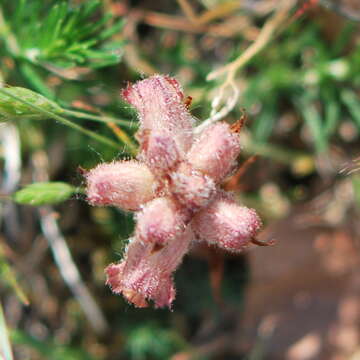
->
[230,108,247,133]
[251,237,276,247]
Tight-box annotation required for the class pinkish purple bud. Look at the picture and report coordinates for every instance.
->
[106,226,193,308]
[106,262,149,307]
[135,197,185,246]
[188,122,241,182]
[170,164,216,212]
[192,195,262,252]
[93,75,268,310]
[122,75,194,151]
[86,161,156,211]
[139,131,181,174]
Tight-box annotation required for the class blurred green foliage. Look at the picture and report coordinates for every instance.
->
[11,330,95,360]
[124,323,187,360]
[1,0,125,98]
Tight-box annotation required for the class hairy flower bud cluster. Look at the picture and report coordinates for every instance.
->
[85,75,264,308]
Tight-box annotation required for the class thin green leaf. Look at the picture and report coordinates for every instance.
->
[298,96,328,153]
[98,19,126,41]
[0,87,60,120]
[0,88,121,149]
[323,89,340,136]
[19,63,55,99]
[63,109,136,128]
[324,101,339,136]
[252,100,277,143]
[13,182,77,206]
[341,89,360,130]
[81,0,101,19]
[3,0,124,69]
[0,243,29,305]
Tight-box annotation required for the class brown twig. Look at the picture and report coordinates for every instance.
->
[177,0,198,23]
[208,250,225,306]
[251,237,276,247]
[199,0,295,130]
[177,0,243,25]
[145,11,257,39]
[143,12,216,35]
[207,0,295,81]
[112,2,258,39]
[122,8,158,75]
[197,0,242,25]
[32,151,109,335]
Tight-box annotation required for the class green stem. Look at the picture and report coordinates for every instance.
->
[0,88,120,150]
[63,109,136,128]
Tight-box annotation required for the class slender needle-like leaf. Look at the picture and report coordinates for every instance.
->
[63,109,136,128]
[0,88,121,149]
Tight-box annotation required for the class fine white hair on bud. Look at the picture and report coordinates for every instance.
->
[170,164,216,211]
[139,131,182,175]
[122,75,194,152]
[86,160,156,211]
[192,194,262,252]
[135,197,185,246]
[85,75,267,309]
[106,226,193,308]
[188,122,241,182]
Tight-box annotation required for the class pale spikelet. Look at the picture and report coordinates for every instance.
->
[192,195,262,252]
[136,197,185,245]
[86,161,156,211]
[188,122,241,182]
[122,75,194,151]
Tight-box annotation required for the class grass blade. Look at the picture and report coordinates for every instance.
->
[0,302,14,360]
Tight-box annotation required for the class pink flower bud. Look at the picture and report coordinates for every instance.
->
[192,195,262,252]
[122,75,194,151]
[136,198,185,246]
[86,161,156,211]
[170,164,216,212]
[139,131,181,174]
[106,227,193,308]
[188,122,241,182]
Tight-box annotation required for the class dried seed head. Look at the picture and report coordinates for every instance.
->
[122,75,194,151]
[192,195,262,252]
[188,122,241,182]
[86,161,156,211]
[170,164,216,212]
[136,197,185,246]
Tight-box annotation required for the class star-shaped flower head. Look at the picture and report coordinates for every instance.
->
[85,75,264,309]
